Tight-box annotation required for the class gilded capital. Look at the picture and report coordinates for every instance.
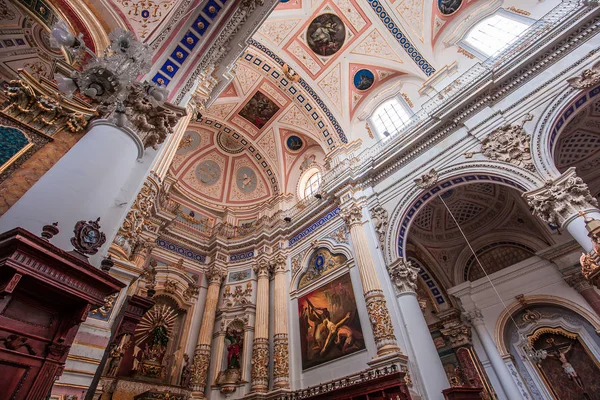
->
[205,264,226,285]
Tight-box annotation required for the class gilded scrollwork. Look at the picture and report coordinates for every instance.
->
[250,338,270,392]
[364,292,398,353]
[273,334,289,385]
[89,292,119,320]
[190,345,211,390]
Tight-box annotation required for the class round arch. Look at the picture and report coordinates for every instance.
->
[531,78,600,179]
[385,161,544,264]
[494,294,600,356]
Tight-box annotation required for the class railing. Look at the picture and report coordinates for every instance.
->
[320,0,585,188]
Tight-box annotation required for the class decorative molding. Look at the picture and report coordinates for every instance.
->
[229,250,255,262]
[481,117,535,172]
[155,238,206,263]
[288,207,341,247]
[566,60,600,89]
[414,168,438,189]
[370,206,388,248]
[387,259,419,294]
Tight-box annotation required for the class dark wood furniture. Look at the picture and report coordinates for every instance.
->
[0,228,125,400]
[304,372,411,400]
[443,387,484,400]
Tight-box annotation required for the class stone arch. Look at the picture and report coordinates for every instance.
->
[531,77,600,179]
[385,160,544,264]
[453,231,549,284]
[289,242,351,297]
[494,294,600,356]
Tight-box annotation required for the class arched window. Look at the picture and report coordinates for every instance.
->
[462,11,532,59]
[303,170,321,198]
[370,98,412,138]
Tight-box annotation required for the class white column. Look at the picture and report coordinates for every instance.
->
[388,260,449,400]
[525,167,600,252]
[466,310,523,400]
[0,120,142,255]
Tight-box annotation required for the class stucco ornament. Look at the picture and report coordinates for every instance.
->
[370,206,388,248]
[567,61,600,89]
[190,345,211,390]
[272,334,289,385]
[414,168,438,189]
[341,203,364,227]
[525,169,598,226]
[365,292,398,353]
[480,121,535,171]
[440,321,472,348]
[387,259,420,294]
[250,338,270,392]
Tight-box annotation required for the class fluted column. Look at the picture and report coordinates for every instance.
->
[152,103,194,180]
[251,259,271,392]
[341,202,400,357]
[565,272,600,316]
[190,265,225,399]
[465,310,524,399]
[131,239,156,269]
[271,254,290,389]
[388,259,448,399]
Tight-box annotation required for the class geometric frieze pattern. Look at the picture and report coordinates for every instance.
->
[549,84,600,152]
[397,175,526,258]
[288,207,341,247]
[249,39,348,146]
[366,0,435,76]
[156,238,206,263]
[229,250,255,263]
[557,129,600,167]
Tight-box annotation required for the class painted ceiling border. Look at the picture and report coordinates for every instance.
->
[367,0,435,77]
[248,39,348,144]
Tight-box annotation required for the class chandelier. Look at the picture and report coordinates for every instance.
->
[50,22,168,128]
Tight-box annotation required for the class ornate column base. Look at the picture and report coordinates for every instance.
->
[581,251,600,290]
[190,344,211,399]
[273,333,290,389]
[365,290,401,357]
[250,338,270,393]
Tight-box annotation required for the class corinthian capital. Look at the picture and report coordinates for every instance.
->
[387,259,420,294]
[270,253,287,274]
[253,259,271,278]
[205,264,226,285]
[341,203,364,227]
[524,168,598,227]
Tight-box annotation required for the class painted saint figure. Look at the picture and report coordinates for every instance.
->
[226,329,243,369]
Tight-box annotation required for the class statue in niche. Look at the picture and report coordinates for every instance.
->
[134,304,177,380]
[226,329,243,369]
[216,324,244,393]
[180,353,191,387]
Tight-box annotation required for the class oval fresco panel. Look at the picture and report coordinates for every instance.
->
[236,167,257,193]
[286,135,304,151]
[217,131,243,154]
[353,69,375,91]
[177,131,201,154]
[438,0,462,15]
[196,160,221,186]
[306,13,345,57]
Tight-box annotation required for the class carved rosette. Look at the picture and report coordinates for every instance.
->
[370,206,388,248]
[341,203,364,228]
[250,338,270,392]
[190,344,211,392]
[273,334,290,388]
[365,291,400,354]
[387,259,420,294]
[524,169,599,227]
[480,123,535,171]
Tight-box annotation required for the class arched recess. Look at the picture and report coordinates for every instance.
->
[453,231,550,284]
[289,242,353,297]
[494,294,600,356]
[531,79,600,179]
[385,160,544,264]
[497,299,600,398]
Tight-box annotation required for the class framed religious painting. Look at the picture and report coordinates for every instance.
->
[297,273,365,369]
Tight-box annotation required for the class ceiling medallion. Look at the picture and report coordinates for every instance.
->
[353,69,375,91]
[216,131,243,154]
[438,0,463,16]
[306,13,345,57]
[71,217,106,255]
[286,135,304,152]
